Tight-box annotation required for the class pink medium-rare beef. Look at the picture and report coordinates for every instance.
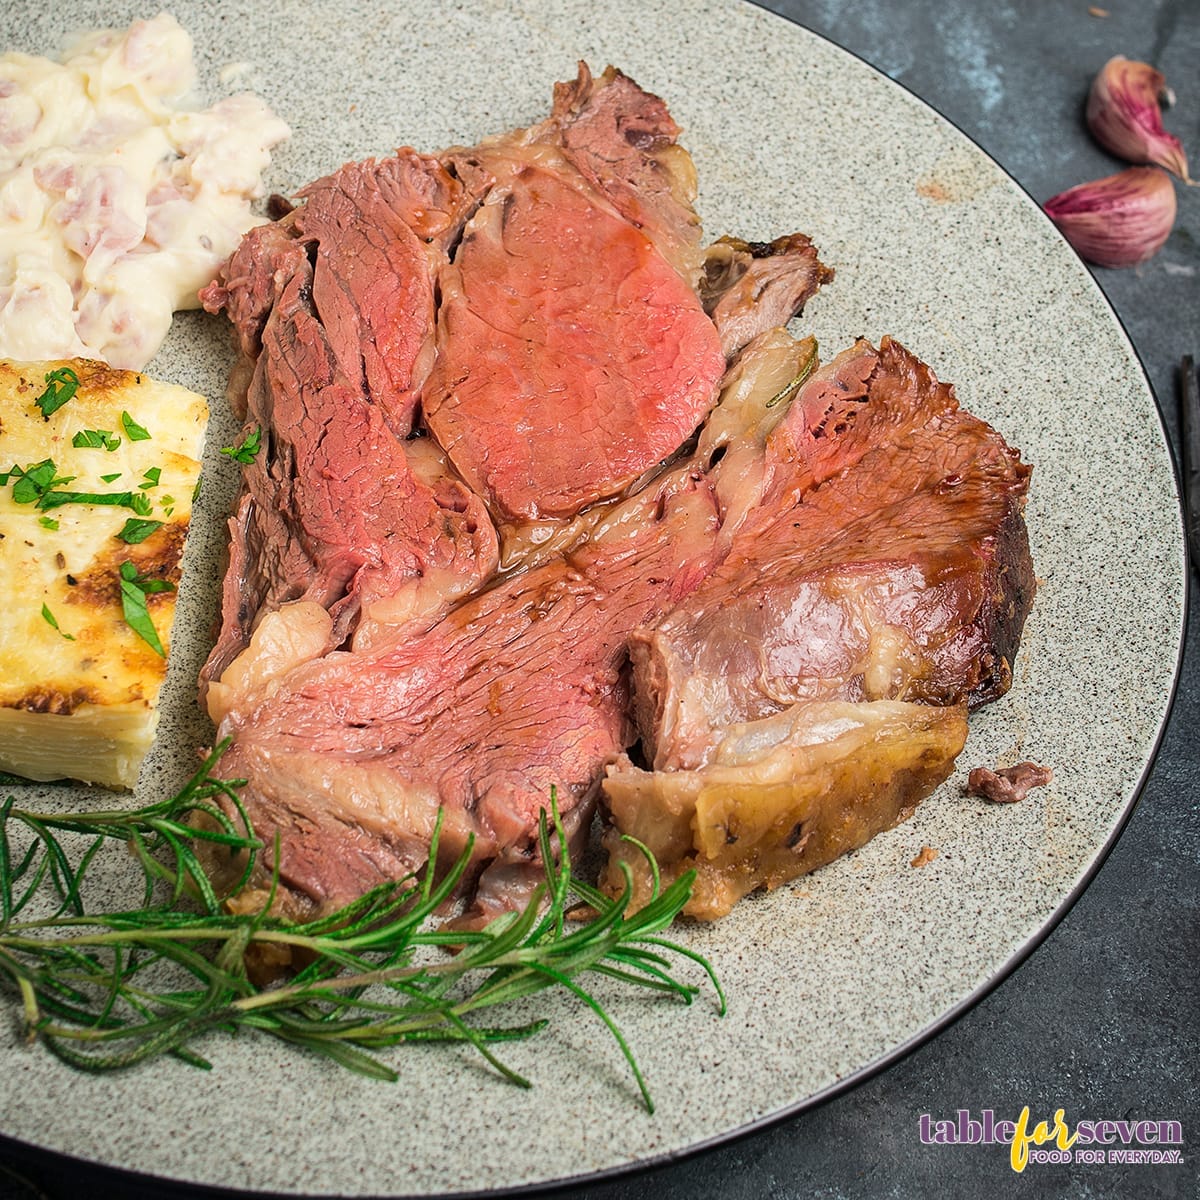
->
[211,465,723,924]
[548,63,706,281]
[198,62,1035,930]
[630,337,1035,772]
[419,64,732,524]
[204,275,498,686]
[421,159,726,521]
[199,153,498,684]
[202,150,478,422]
[296,151,488,437]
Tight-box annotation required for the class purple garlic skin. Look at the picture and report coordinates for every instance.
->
[1087,56,1192,183]
[1044,166,1176,268]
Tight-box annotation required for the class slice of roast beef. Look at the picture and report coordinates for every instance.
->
[628,337,1035,774]
[199,152,498,685]
[294,150,485,438]
[421,65,729,523]
[210,465,723,925]
[597,336,1034,918]
[422,160,726,521]
[199,149,481,425]
[420,70,833,525]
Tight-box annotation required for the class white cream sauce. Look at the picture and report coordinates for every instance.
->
[0,13,289,369]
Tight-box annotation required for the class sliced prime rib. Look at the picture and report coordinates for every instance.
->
[420,64,731,523]
[197,63,1032,931]
[599,337,1035,917]
[212,464,722,926]
[629,337,1035,774]
[197,63,835,924]
[207,330,832,926]
[295,152,480,438]
[199,150,498,681]
[421,155,725,520]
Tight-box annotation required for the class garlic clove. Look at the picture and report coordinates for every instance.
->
[1044,166,1176,268]
[1086,56,1191,183]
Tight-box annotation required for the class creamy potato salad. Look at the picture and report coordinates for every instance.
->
[0,13,289,369]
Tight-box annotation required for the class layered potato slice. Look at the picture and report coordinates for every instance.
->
[0,358,207,788]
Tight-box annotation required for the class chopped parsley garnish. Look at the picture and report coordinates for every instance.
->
[34,368,80,418]
[72,428,121,451]
[36,487,153,516]
[116,518,164,545]
[220,426,262,465]
[4,457,151,515]
[118,561,175,657]
[38,517,59,531]
[5,460,77,504]
[138,467,162,490]
[101,472,122,483]
[40,603,75,641]
[120,411,151,442]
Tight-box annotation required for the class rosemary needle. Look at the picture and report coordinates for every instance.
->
[0,748,723,1111]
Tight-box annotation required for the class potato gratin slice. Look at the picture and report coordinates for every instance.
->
[0,358,207,788]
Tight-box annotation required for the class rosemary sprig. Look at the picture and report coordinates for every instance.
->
[765,341,819,409]
[0,760,723,1110]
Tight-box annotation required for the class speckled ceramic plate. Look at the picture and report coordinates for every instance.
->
[0,1,1186,1195]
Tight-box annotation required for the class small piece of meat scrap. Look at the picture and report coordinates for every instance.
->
[967,761,1053,803]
